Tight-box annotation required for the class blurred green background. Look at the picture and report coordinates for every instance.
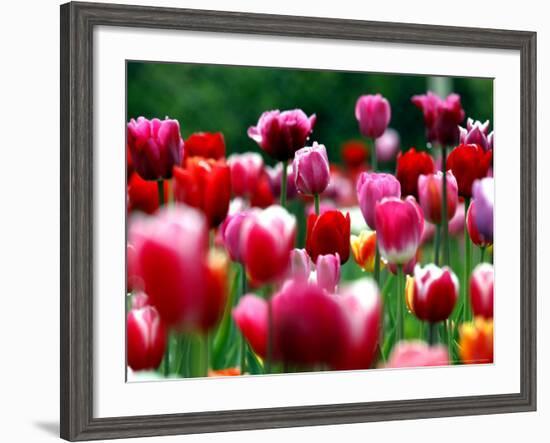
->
[127,61,493,165]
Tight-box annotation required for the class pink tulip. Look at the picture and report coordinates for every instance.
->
[417,171,459,224]
[386,341,449,368]
[220,211,249,263]
[375,128,400,163]
[288,248,312,282]
[315,253,341,293]
[127,116,183,180]
[470,263,494,319]
[472,177,494,243]
[240,205,296,284]
[334,278,382,370]
[127,305,167,371]
[411,264,459,323]
[356,172,401,230]
[355,94,391,139]
[292,142,331,195]
[375,196,424,265]
[232,294,269,357]
[248,109,316,161]
[131,292,150,309]
[466,199,492,247]
[227,152,264,197]
[449,201,465,236]
[459,118,493,151]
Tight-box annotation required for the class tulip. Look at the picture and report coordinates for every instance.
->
[127,116,183,180]
[127,143,134,179]
[232,294,269,358]
[341,140,369,171]
[333,278,382,370]
[293,142,331,197]
[466,199,492,247]
[127,305,167,371]
[266,163,297,201]
[305,200,336,218]
[412,92,465,146]
[472,177,494,243]
[183,132,225,161]
[208,368,241,377]
[417,171,459,224]
[459,317,494,364]
[127,172,171,215]
[446,144,492,198]
[173,157,231,228]
[220,211,249,263]
[131,291,150,309]
[128,205,210,328]
[248,109,316,161]
[315,253,341,293]
[375,128,400,163]
[288,248,312,282]
[449,201,465,236]
[227,152,264,197]
[249,172,275,208]
[470,263,494,319]
[306,210,351,264]
[421,221,436,244]
[396,148,436,199]
[355,94,391,139]
[350,230,380,273]
[200,250,229,332]
[410,264,459,323]
[240,205,296,285]
[356,172,401,230]
[459,118,493,151]
[385,341,449,368]
[374,197,424,265]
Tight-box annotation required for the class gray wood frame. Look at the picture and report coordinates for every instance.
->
[60,1,537,440]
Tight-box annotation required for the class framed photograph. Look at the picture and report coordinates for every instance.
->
[60,1,537,441]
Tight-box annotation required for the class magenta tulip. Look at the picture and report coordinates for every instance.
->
[227,152,264,197]
[220,211,249,263]
[459,118,493,151]
[248,109,316,161]
[472,177,494,243]
[411,264,459,323]
[386,341,449,368]
[470,263,494,319]
[355,94,391,139]
[374,196,424,265]
[417,171,459,224]
[127,116,183,180]
[232,294,269,357]
[240,205,296,284]
[315,253,341,293]
[292,142,330,195]
[127,305,167,371]
[466,199,492,247]
[288,248,312,282]
[375,128,400,163]
[356,172,401,230]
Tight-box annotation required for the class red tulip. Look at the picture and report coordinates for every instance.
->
[240,205,296,284]
[411,264,459,323]
[341,140,369,171]
[375,197,424,265]
[127,172,168,214]
[127,117,183,180]
[200,250,229,332]
[248,109,316,161]
[127,305,167,371]
[470,263,494,319]
[173,157,231,228]
[232,294,269,357]
[306,210,351,264]
[249,172,276,208]
[417,171,459,224]
[227,152,264,197]
[446,144,492,198]
[385,341,449,368]
[183,132,225,161]
[466,199,492,247]
[396,148,436,198]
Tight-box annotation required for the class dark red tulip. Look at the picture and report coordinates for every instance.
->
[249,172,275,208]
[127,305,167,371]
[306,210,351,264]
[127,172,168,214]
[199,251,229,332]
[184,132,225,161]
[446,144,492,198]
[173,157,231,228]
[395,148,436,198]
[341,140,369,171]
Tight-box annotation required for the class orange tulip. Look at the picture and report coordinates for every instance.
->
[459,317,493,364]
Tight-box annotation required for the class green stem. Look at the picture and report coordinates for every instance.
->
[428,322,437,345]
[370,137,378,171]
[266,300,273,373]
[480,246,486,263]
[463,197,472,323]
[434,224,441,266]
[446,319,453,362]
[239,265,247,375]
[396,265,404,341]
[374,243,381,288]
[441,146,449,265]
[163,334,170,376]
[314,193,320,216]
[280,161,287,208]
[157,179,165,207]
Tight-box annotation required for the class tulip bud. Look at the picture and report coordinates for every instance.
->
[240,205,297,284]
[315,253,341,293]
[375,128,400,163]
[447,144,492,198]
[470,263,494,319]
[411,264,459,323]
[417,171,459,224]
[292,142,331,195]
[183,132,226,161]
[396,148,436,199]
[127,116,183,180]
[459,118,492,151]
[459,317,493,364]
[472,177,494,243]
[220,211,249,263]
[248,109,316,161]
[356,172,401,230]
[227,152,264,197]
[306,210,351,264]
[385,341,449,368]
[375,197,424,265]
[127,305,167,371]
[288,248,312,282]
[355,94,391,139]
[350,230,380,273]
[466,200,492,247]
